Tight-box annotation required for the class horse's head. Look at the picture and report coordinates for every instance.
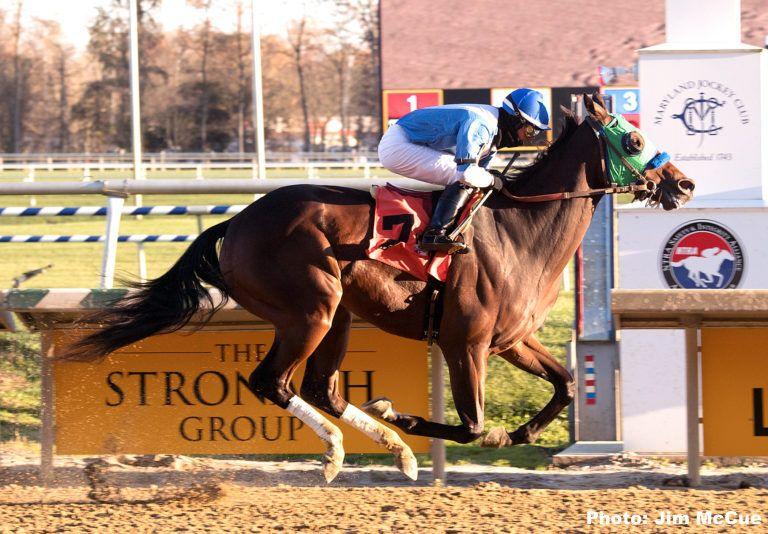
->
[584,92,695,210]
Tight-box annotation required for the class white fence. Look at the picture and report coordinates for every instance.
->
[0,152,532,182]
[0,151,380,165]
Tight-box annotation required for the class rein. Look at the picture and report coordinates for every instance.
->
[498,182,649,203]
[496,115,652,204]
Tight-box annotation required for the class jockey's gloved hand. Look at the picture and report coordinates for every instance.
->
[461,165,494,189]
[487,169,507,192]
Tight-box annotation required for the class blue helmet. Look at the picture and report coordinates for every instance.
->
[502,88,551,131]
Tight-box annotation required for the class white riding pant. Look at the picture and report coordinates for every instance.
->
[378,124,493,188]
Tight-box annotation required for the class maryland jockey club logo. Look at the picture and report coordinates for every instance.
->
[660,220,744,289]
[671,92,725,145]
[653,80,750,147]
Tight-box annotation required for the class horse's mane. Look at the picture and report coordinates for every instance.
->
[510,112,581,183]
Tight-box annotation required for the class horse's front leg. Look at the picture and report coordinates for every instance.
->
[482,334,575,447]
[362,342,489,444]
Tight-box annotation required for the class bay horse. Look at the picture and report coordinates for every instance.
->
[67,94,694,482]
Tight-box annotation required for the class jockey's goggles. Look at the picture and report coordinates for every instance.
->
[522,123,540,139]
[509,99,540,139]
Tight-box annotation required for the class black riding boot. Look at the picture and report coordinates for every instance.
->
[419,182,475,254]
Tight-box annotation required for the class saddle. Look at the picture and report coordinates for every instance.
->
[366,184,478,282]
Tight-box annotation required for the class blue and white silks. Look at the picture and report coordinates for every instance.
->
[395,104,499,171]
[378,104,499,188]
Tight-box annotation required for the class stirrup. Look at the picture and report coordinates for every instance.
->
[419,232,469,255]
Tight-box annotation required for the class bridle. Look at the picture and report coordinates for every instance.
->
[448,113,663,241]
[496,115,656,204]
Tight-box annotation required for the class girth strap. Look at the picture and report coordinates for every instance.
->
[423,279,445,345]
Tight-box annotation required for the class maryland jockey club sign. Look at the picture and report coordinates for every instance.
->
[652,79,751,147]
[639,51,764,200]
[660,220,744,289]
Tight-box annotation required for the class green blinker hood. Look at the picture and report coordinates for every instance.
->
[602,114,658,186]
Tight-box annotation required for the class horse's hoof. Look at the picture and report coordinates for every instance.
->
[323,457,343,483]
[395,447,419,481]
[508,427,536,446]
[322,443,345,483]
[361,396,397,422]
[481,426,512,448]
[321,430,345,483]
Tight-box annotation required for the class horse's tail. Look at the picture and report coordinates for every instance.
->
[64,220,231,361]
[670,260,686,268]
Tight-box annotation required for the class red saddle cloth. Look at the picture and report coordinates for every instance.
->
[366,184,452,282]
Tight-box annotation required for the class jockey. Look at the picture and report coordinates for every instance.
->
[378,88,551,253]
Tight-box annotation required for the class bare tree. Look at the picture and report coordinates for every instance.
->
[71,0,163,152]
[56,44,70,151]
[234,1,249,153]
[187,0,213,150]
[0,0,377,153]
[147,27,192,150]
[11,0,24,152]
[260,33,301,151]
[287,15,312,152]
[323,26,355,150]
[26,19,73,152]
[334,0,380,143]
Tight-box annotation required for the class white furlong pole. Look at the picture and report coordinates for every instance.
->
[431,344,446,484]
[251,0,267,180]
[101,195,126,289]
[128,0,147,278]
[40,332,55,483]
[128,0,144,186]
[685,321,701,487]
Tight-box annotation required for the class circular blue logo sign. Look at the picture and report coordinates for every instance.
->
[660,220,744,289]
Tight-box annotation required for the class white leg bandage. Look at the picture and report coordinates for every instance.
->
[341,403,418,481]
[341,403,399,446]
[286,396,345,483]
[286,396,342,445]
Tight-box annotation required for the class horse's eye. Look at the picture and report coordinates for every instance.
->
[621,132,644,155]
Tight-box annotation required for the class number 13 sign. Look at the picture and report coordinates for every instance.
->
[382,90,443,131]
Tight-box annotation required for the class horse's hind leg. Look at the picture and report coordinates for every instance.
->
[248,318,345,482]
[239,256,347,482]
[299,306,418,480]
[482,335,575,447]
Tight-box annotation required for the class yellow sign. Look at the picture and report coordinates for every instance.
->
[53,328,429,455]
[702,328,768,456]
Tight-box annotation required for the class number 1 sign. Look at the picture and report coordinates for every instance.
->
[382,90,443,131]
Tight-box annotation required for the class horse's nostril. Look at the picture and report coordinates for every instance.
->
[679,179,695,192]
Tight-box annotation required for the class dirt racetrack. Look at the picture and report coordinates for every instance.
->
[2,454,768,533]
